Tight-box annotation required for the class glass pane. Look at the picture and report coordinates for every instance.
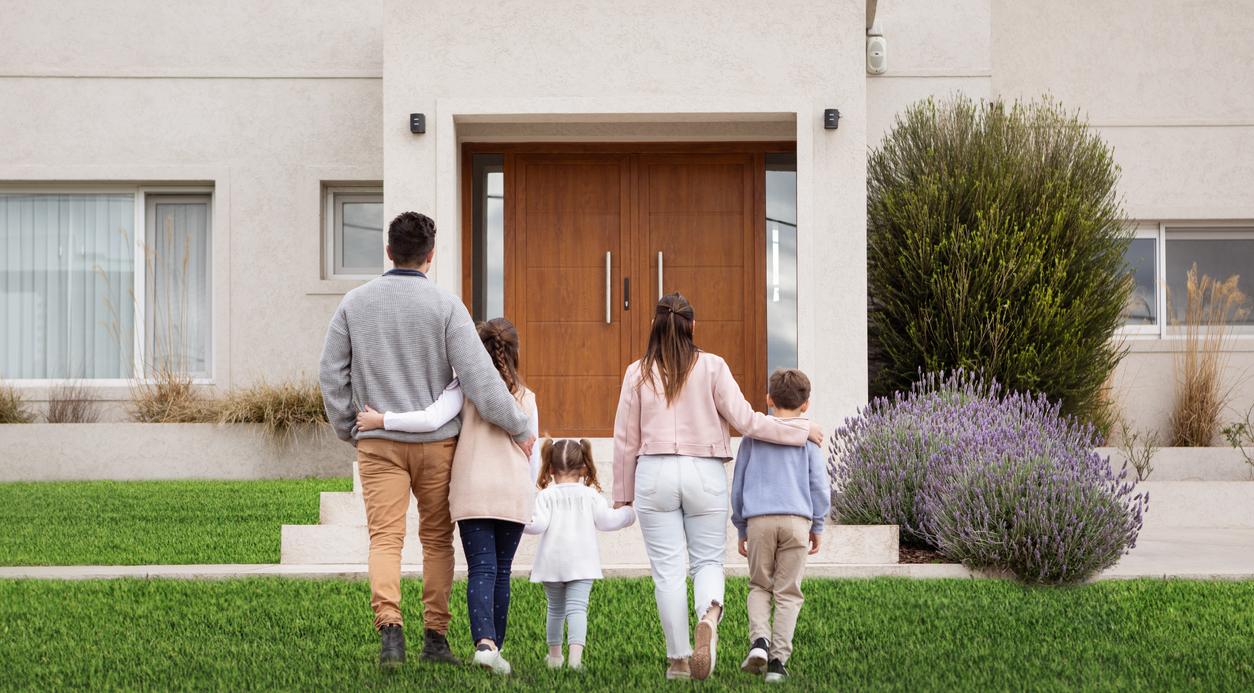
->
[1165,233,1254,329]
[147,199,211,377]
[1122,237,1157,325]
[0,193,135,379]
[472,154,506,321]
[766,153,798,376]
[339,200,384,272]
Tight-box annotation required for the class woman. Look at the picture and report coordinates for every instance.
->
[612,293,822,681]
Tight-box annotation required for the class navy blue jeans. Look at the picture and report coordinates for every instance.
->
[458,519,524,647]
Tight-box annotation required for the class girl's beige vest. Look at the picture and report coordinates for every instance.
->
[448,387,536,524]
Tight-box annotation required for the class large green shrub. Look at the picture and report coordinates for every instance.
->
[867,96,1131,429]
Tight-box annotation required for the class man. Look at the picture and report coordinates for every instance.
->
[319,211,535,668]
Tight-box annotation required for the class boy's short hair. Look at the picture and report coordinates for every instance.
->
[768,368,811,410]
[387,212,436,266]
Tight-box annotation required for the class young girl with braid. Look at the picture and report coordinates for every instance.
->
[524,439,636,670]
[356,317,539,675]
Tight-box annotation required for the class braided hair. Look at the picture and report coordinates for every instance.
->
[477,317,523,395]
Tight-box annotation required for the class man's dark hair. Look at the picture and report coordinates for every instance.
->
[768,368,811,410]
[388,212,436,266]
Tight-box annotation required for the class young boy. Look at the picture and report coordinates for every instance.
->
[731,368,831,684]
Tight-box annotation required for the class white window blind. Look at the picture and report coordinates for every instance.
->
[0,193,135,379]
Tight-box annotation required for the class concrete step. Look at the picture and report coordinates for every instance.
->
[281,522,896,566]
[1137,481,1254,529]
[319,492,418,526]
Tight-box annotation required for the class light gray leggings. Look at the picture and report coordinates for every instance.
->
[543,579,594,646]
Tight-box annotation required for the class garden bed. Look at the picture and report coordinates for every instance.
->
[0,423,350,481]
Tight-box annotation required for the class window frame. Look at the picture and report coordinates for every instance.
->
[0,184,214,386]
[1119,221,1254,340]
[323,185,384,280]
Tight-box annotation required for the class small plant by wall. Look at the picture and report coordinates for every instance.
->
[218,380,328,444]
[0,382,35,424]
[1170,265,1246,446]
[867,96,1132,433]
[45,382,101,424]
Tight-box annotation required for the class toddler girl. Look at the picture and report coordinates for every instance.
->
[524,439,636,670]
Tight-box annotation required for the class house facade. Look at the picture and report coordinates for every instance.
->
[1,0,1251,438]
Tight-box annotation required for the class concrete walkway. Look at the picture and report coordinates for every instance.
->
[3,528,1253,581]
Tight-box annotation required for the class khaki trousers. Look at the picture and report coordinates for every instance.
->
[357,437,457,632]
[746,514,810,663]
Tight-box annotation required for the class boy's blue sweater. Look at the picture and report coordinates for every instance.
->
[730,431,831,540]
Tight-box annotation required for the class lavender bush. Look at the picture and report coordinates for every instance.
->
[830,372,1148,584]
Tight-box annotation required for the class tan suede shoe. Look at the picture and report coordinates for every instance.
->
[691,601,722,680]
[666,657,692,680]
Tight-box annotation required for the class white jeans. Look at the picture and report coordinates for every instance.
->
[634,454,728,659]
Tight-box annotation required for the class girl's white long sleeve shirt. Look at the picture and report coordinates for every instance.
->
[523,483,636,583]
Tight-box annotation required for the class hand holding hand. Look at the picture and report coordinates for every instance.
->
[356,405,385,432]
[737,538,748,557]
[808,532,821,555]
[516,435,536,458]
[808,422,825,445]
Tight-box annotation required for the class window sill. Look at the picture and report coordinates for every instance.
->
[1120,336,1254,354]
[306,279,370,296]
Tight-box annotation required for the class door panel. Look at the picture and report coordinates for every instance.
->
[513,155,633,437]
[637,154,763,413]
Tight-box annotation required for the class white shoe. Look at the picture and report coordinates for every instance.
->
[473,647,512,675]
[691,601,721,680]
[545,654,564,669]
[741,638,769,674]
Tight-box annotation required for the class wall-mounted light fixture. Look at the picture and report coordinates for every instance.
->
[409,113,426,134]
[823,109,841,130]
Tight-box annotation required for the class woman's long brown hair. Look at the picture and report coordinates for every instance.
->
[478,317,523,395]
[639,293,698,404]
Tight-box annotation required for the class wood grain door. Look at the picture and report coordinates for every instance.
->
[498,147,766,437]
[511,154,634,437]
[635,153,765,414]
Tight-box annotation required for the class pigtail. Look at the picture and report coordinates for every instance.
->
[578,438,602,492]
[536,438,556,490]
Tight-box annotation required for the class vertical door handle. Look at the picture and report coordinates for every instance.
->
[624,276,631,310]
[605,251,612,324]
[657,251,664,300]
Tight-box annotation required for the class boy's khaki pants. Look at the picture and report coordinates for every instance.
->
[356,437,457,632]
[746,514,811,663]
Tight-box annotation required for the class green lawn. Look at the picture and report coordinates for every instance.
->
[0,478,350,565]
[1,578,1250,691]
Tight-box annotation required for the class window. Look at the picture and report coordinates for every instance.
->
[470,156,505,321]
[324,186,383,279]
[0,189,212,381]
[1119,223,1254,337]
[765,152,798,374]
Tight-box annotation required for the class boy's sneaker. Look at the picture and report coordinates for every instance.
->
[420,629,460,665]
[740,637,769,674]
[473,644,512,675]
[379,624,405,669]
[545,654,564,669]
[765,658,789,683]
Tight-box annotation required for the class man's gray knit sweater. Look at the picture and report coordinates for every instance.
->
[318,272,531,444]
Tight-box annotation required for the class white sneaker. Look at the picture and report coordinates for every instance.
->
[473,647,512,675]
[545,654,564,669]
[691,601,721,680]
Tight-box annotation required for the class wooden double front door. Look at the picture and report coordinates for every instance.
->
[467,144,780,437]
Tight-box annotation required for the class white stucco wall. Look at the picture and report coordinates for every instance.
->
[382,0,870,428]
[991,0,1254,439]
[866,0,992,146]
[0,1,383,418]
